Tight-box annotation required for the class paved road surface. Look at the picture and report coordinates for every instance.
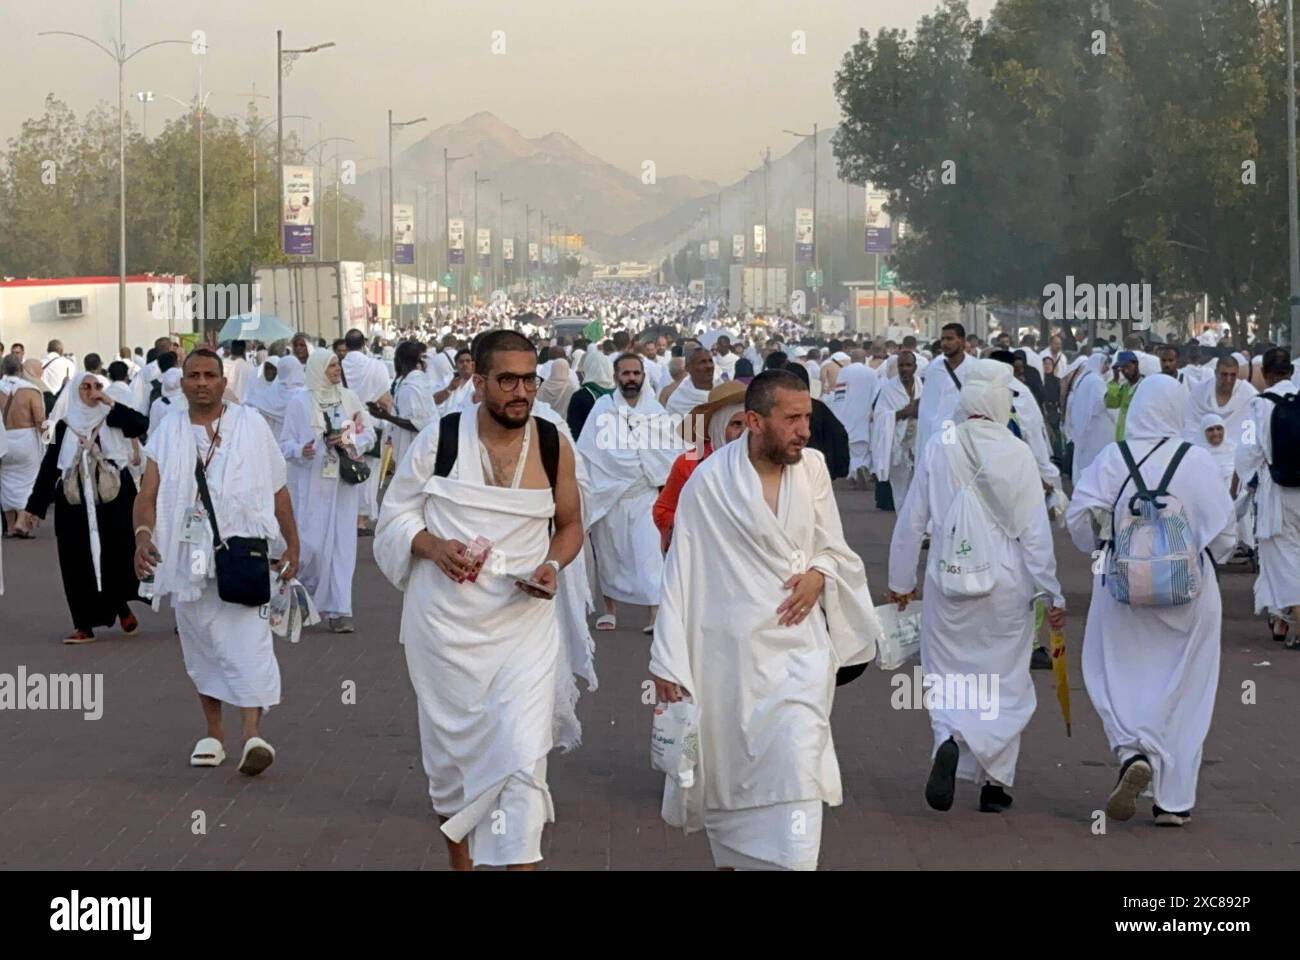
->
[1,481,1296,869]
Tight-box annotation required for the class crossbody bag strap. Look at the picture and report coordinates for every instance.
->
[944,359,962,391]
[194,459,223,548]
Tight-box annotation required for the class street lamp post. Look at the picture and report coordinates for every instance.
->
[500,194,514,293]
[387,113,427,323]
[473,172,491,305]
[1288,0,1300,351]
[277,33,335,254]
[134,90,154,138]
[304,135,355,262]
[252,114,309,234]
[40,0,189,349]
[525,204,533,296]
[442,148,470,313]
[784,124,819,319]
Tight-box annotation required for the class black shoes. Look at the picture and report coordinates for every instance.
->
[1030,646,1052,670]
[1106,754,1152,822]
[979,783,1014,813]
[925,737,959,811]
[1152,804,1191,827]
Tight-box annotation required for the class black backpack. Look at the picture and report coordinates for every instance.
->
[433,412,560,496]
[1259,392,1300,487]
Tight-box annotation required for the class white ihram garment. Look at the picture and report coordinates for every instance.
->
[1067,377,1236,812]
[650,438,884,870]
[889,362,1062,787]
[869,374,922,512]
[1066,359,1115,485]
[577,389,679,606]
[916,356,967,454]
[1235,382,1300,619]
[833,363,879,474]
[279,389,375,618]
[342,351,389,520]
[1,379,43,512]
[374,409,562,865]
[145,404,286,707]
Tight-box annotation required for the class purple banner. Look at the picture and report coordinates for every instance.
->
[284,225,314,256]
[865,227,892,254]
[395,244,414,266]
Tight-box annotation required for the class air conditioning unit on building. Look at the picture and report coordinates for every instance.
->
[57,297,85,318]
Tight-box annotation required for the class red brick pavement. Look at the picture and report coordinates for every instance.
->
[0,482,1297,870]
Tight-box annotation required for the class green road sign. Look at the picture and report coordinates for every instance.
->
[442,273,454,287]
[472,275,483,292]
[806,269,822,288]
[879,265,898,290]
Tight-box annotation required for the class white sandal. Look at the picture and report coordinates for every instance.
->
[595,614,617,631]
[238,736,275,777]
[190,737,226,767]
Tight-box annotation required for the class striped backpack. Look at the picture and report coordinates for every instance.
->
[1105,439,1202,607]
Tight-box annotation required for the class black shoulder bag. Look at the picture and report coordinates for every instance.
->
[194,459,272,606]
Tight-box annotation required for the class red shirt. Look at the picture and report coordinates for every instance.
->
[652,443,712,550]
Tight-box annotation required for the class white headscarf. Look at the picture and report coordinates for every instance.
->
[1125,374,1189,444]
[1195,411,1235,485]
[538,357,576,416]
[244,360,285,419]
[56,372,132,471]
[305,349,362,431]
[160,368,183,399]
[580,350,615,390]
[706,402,743,449]
[953,359,1041,539]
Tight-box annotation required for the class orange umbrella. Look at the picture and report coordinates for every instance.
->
[1049,627,1071,737]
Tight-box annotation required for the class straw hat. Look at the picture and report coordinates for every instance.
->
[680,380,748,440]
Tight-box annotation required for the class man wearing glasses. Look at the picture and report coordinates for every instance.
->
[375,330,584,871]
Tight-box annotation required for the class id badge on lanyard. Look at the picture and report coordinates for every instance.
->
[181,504,207,544]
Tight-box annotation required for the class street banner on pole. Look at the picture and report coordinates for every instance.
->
[282,165,315,255]
[528,241,539,264]
[449,218,465,264]
[708,239,719,261]
[732,234,745,262]
[504,237,515,262]
[477,227,491,262]
[753,224,766,255]
[393,204,414,265]
[698,242,708,259]
[865,184,892,254]
[795,208,814,262]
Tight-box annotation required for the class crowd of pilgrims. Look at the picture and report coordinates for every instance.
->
[1,281,1298,865]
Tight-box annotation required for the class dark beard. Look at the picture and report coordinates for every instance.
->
[485,399,531,429]
[619,383,642,400]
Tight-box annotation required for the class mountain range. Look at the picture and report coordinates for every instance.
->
[350,111,853,264]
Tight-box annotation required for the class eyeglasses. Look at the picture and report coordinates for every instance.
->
[492,373,544,392]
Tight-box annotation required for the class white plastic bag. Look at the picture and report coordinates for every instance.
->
[269,577,321,643]
[935,483,996,599]
[651,698,700,788]
[874,602,921,670]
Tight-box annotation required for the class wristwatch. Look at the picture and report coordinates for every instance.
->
[543,559,562,575]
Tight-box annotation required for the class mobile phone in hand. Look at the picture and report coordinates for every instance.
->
[514,576,556,597]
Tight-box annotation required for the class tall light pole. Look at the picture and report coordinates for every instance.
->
[134,90,154,138]
[386,113,426,323]
[40,1,189,349]
[443,147,470,312]
[251,114,309,234]
[500,193,515,293]
[1289,0,1300,350]
[784,124,819,318]
[160,84,213,295]
[305,135,354,262]
[473,171,491,304]
[525,203,533,296]
[277,34,335,253]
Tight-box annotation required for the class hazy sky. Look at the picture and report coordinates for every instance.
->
[3,0,996,185]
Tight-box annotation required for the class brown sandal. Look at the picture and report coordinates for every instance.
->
[63,630,96,644]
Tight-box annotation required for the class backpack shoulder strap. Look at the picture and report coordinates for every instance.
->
[535,417,560,498]
[1112,438,1167,514]
[432,412,461,478]
[1152,441,1193,498]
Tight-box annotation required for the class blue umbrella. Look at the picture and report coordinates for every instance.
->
[217,313,296,344]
